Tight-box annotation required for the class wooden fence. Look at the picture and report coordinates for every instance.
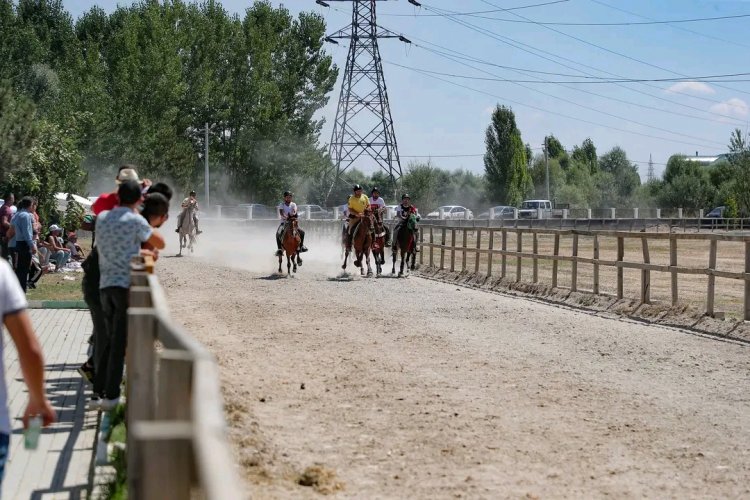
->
[127,263,242,499]
[416,224,750,320]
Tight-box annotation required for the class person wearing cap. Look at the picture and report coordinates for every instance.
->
[176,190,202,235]
[345,184,372,251]
[368,187,391,246]
[392,193,420,252]
[44,225,71,272]
[92,165,151,216]
[275,191,308,256]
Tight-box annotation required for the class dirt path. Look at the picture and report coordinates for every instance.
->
[157,230,750,498]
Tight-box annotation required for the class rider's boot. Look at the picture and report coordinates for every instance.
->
[175,225,180,233]
[299,234,308,252]
[275,235,283,257]
[346,232,353,251]
[195,222,203,235]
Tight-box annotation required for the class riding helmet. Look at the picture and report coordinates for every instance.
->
[283,191,292,197]
[402,193,410,200]
[371,187,380,194]
[189,190,196,196]
[353,184,363,191]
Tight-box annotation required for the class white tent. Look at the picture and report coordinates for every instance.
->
[55,192,93,213]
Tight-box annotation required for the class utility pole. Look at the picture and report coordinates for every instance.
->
[204,122,210,207]
[321,0,418,203]
[544,136,550,200]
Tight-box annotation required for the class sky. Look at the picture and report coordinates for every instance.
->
[61,0,750,180]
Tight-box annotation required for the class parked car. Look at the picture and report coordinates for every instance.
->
[519,199,552,219]
[477,205,516,219]
[425,205,474,220]
[237,203,274,218]
[297,204,332,219]
[706,206,725,218]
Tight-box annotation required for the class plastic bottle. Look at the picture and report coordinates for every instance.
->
[24,416,42,450]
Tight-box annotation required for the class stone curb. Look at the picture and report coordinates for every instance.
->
[27,300,88,309]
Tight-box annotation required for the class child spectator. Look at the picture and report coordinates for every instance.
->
[91,180,165,410]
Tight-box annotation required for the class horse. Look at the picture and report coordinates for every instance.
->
[178,205,197,256]
[371,207,387,276]
[342,210,373,277]
[279,215,302,274]
[391,213,417,277]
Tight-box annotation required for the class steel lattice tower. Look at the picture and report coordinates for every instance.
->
[319,0,415,202]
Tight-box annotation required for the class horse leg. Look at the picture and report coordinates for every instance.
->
[287,255,291,275]
[399,251,406,277]
[391,246,397,274]
[292,253,297,273]
[366,252,373,277]
[278,252,283,273]
[342,249,349,271]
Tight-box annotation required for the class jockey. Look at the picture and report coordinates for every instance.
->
[369,186,391,246]
[275,191,308,257]
[176,190,202,235]
[345,184,371,251]
[392,193,420,252]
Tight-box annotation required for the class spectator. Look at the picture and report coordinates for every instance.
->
[45,225,71,272]
[146,182,173,202]
[92,166,151,216]
[7,197,36,292]
[0,259,56,491]
[91,180,165,410]
[0,194,14,262]
[65,232,85,261]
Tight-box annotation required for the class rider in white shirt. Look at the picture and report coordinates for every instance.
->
[368,187,391,246]
[275,191,308,256]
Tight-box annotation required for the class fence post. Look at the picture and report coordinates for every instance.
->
[440,227,446,270]
[571,233,579,292]
[670,235,678,305]
[744,241,750,321]
[562,209,569,219]
[610,208,616,219]
[475,228,482,274]
[462,229,468,272]
[490,207,496,220]
[501,229,508,279]
[699,209,704,219]
[513,208,518,220]
[707,239,717,316]
[656,208,661,219]
[641,236,651,304]
[247,206,253,220]
[552,233,560,288]
[487,230,494,277]
[429,226,434,268]
[333,207,339,220]
[516,231,523,282]
[450,228,456,272]
[532,231,539,283]
[131,422,193,500]
[419,227,425,265]
[633,207,639,219]
[678,208,683,219]
[439,207,445,220]
[617,236,624,299]
[587,208,592,219]
[216,205,222,219]
[593,234,600,294]
[155,350,194,420]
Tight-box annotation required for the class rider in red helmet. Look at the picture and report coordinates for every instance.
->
[392,193,419,252]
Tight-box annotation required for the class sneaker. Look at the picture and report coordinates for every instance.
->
[100,397,120,411]
[77,363,95,385]
[196,230,203,235]
[275,249,283,257]
[299,246,308,252]
[88,396,102,411]
[175,228,180,233]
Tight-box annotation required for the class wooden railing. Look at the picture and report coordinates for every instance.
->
[126,263,242,499]
[417,225,750,320]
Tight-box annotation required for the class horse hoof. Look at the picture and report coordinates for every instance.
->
[398,272,404,278]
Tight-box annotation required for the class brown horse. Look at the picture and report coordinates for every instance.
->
[279,216,302,274]
[371,207,387,276]
[392,213,417,277]
[342,210,373,276]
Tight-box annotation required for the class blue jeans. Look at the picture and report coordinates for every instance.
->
[0,433,9,491]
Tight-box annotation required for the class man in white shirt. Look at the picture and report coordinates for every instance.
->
[369,187,391,246]
[0,260,56,490]
[275,191,308,256]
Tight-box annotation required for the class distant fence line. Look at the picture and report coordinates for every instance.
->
[127,263,242,499]
[415,224,750,321]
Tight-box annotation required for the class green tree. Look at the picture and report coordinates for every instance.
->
[598,146,641,206]
[571,137,597,174]
[484,105,531,205]
[544,134,565,159]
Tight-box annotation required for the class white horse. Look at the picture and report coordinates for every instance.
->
[178,205,197,256]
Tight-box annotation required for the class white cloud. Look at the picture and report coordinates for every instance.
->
[665,81,716,95]
[709,97,749,121]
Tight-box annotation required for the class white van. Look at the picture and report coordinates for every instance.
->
[519,199,552,219]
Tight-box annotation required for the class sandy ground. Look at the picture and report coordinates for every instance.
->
[156,225,750,498]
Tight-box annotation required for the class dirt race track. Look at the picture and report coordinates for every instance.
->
[157,228,749,499]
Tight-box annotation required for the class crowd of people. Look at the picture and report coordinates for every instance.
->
[0,164,178,491]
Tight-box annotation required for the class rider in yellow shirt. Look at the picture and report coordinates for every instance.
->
[345,184,371,250]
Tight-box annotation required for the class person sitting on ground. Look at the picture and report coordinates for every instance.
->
[45,225,71,272]
[65,232,85,261]
[92,180,165,411]
[345,184,371,251]
[275,191,308,256]
[175,190,202,235]
[0,259,56,491]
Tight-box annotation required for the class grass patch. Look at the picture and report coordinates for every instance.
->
[25,272,84,301]
[103,403,128,499]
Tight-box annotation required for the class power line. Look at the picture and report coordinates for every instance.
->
[415,42,744,126]
[377,0,571,16]
[590,0,750,50]
[418,4,750,116]
[433,12,750,26]
[401,152,670,166]
[391,62,728,151]
[476,0,750,99]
